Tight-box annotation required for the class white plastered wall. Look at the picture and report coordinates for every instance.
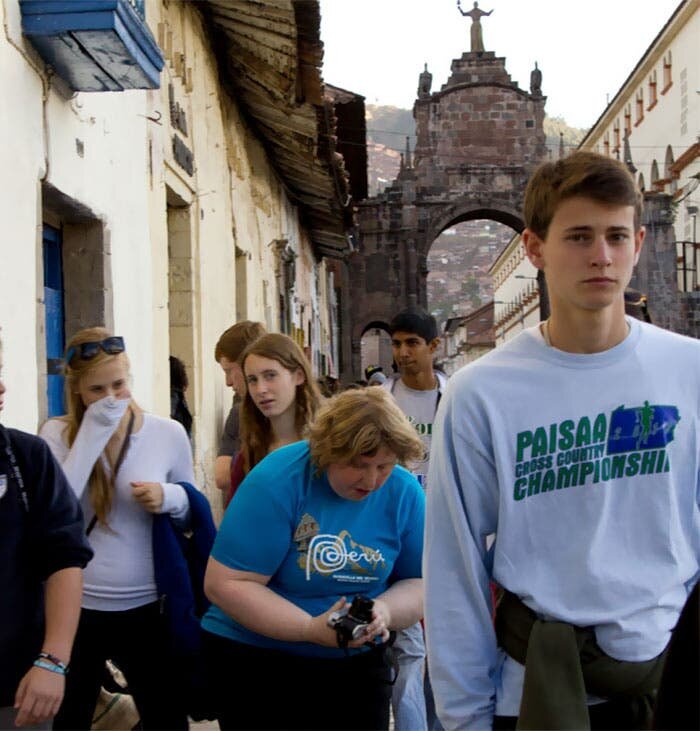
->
[0,0,332,507]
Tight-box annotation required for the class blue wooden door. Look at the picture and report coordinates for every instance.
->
[43,224,65,416]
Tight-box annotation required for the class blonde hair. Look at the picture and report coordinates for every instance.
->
[239,333,322,472]
[62,326,133,525]
[307,387,425,472]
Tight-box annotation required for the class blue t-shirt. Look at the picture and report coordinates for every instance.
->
[202,441,425,657]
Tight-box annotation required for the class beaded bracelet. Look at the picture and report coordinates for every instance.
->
[33,659,66,676]
[38,652,68,672]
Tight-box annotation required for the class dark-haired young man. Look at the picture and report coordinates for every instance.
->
[384,306,447,731]
[425,152,700,729]
[213,321,266,492]
[385,307,447,490]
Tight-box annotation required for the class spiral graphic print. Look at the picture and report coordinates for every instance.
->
[306,534,346,580]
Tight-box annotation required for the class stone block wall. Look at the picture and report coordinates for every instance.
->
[348,50,546,380]
[632,192,700,337]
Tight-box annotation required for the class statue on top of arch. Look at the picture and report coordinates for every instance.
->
[530,62,542,96]
[457,0,493,53]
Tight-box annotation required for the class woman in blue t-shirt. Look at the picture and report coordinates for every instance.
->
[202,387,426,730]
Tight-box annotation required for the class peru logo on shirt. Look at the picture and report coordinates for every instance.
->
[304,532,385,581]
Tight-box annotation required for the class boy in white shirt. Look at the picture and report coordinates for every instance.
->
[425,151,700,729]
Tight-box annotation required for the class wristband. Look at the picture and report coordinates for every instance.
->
[33,659,66,676]
[38,652,68,672]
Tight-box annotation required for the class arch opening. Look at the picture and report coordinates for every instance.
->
[427,218,519,330]
[360,321,393,382]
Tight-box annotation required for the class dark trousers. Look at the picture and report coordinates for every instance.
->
[54,602,187,731]
[203,630,392,730]
[493,694,656,731]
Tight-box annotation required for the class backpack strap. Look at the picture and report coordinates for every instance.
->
[86,409,135,536]
[0,424,29,513]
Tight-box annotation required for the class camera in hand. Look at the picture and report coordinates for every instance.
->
[327,595,374,647]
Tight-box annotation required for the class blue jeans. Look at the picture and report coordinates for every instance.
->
[391,622,427,731]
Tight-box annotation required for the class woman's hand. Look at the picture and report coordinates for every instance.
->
[364,598,391,644]
[131,482,164,513]
[303,597,390,649]
[86,394,131,427]
[302,597,348,647]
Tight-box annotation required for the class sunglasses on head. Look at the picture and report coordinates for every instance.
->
[65,336,125,364]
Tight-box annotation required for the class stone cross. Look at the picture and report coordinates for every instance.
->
[457,0,493,53]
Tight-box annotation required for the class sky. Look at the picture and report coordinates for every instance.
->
[319,0,682,130]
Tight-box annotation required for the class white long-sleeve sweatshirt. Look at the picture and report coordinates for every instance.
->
[424,318,700,729]
[39,397,195,611]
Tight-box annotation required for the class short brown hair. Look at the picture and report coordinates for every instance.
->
[523,151,643,239]
[307,387,425,473]
[214,321,266,363]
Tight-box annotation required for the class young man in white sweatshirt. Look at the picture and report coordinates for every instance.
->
[425,151,700,730]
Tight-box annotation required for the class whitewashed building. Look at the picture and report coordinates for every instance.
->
[490,235,541,345]
[0,0,359,502]
[579,0,699,291]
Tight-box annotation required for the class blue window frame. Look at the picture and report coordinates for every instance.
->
[43,224,66,417]
[20,0,163,91]
[127,0,145,19]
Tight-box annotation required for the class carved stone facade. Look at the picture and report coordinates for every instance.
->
[347,49,547,380]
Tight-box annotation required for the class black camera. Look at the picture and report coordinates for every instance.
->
[328,595,374,647]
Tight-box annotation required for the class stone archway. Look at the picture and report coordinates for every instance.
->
[347,42,546,380]
[360,319,391,337]
[359,320,393,380]
[424,203,524,249]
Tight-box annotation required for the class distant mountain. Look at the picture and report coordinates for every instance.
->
[364,104,587,195]
[365,105,416,151]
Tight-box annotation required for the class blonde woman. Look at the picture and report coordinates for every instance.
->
[225,333,321,505]
[39,327,193,730]
[203,387,426,730]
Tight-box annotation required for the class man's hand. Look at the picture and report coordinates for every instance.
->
[14,665,65,727]
[131,482,164,513]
